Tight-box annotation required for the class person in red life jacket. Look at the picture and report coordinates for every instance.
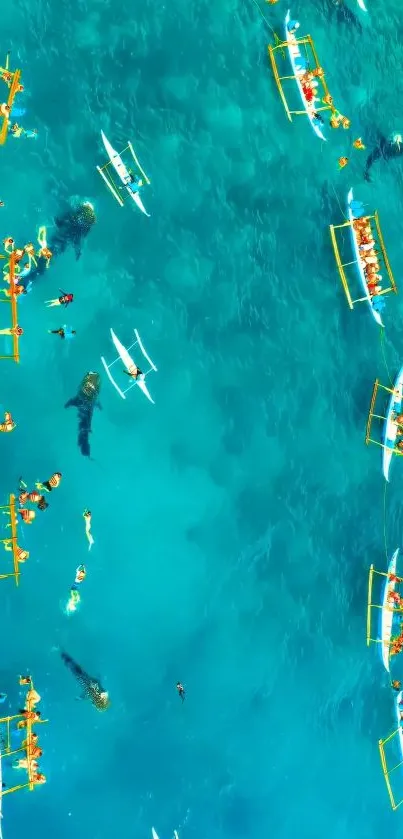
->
[36,472,62,493]
[45,290,74,308]
[176,682,185,703]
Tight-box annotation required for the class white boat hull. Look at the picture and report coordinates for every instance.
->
[285,10,326,141]
[101,130,150,217]
[347,187,383,327]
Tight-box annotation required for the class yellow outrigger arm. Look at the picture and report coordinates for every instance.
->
[0,495,22,585]
[329,211,397,312]
[0,676,48,799]
[379,729,403,810]
[268,34,334,123]
[365,379,403,451]
[0,54,23,147]
[0,252,21,363]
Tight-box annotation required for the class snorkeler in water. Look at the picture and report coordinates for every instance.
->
[66,586,80,614]
[45,291,74,308]
[48,326,76,339]
[36,472,62,493]
[83,509,94,550]
[176,682,185,703]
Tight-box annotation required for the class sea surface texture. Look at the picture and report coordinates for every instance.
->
[1,0,403,836]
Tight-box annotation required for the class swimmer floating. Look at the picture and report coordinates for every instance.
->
[97,130,151,216]
[0,411,15,432]
[45,291,74,308]
[60,651,110,711]
[83,510,94,550]
[101,328,157,404]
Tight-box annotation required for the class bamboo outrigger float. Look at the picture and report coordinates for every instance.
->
[379,699,403,811]
[330,189,397,327]
[0,54,23,147]
[365,367,403,481]
[0,675,47,816]
[367,551,401,672]
[0,495,24,585]
[268,11,339,141]
[0,250,20,363]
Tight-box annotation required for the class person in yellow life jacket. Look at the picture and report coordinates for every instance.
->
[4,541,29,563]
[353,137,365,150]
[0,324,23,337]
[33,773,46,785]
[19,675,32,686]
[10,123,23,138]
[0,411,15,432]
[0,284,26,298]
[18,508,36,524]
[338,157,349,169]
[36,472,62,493]
[25,688,40,709]
[13,757,38,770]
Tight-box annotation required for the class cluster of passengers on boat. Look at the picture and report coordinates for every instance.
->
[352,216,385,310]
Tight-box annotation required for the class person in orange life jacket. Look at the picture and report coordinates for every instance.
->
[36,472,62,493]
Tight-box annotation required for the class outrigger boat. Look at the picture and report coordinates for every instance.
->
[101,328,157,404]
[365,366,403,481]
[379,697,403,810]
[152,829,179,839]
[268,11,337,140]
[329,188,397,327]
[97,131,150,216]
[367,550,400,672]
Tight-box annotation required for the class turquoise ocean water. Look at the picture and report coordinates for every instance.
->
[1,0,403,836]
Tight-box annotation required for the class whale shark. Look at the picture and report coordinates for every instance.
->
[26,200,96,286]
[60,650,110,711]
[52,201,96,261]
[65,372,101,457]
[364,133,403,181]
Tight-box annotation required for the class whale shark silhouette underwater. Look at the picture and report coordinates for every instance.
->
[65,372,101,458]
[60,650,110,711]
[26,200,96,285]
[364,132,403,181]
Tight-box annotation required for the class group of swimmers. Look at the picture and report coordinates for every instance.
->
[12,676,46,786]
[352,216,385,305]
[65,510,94,614]
[0,230,54,343]
[0,64,37,141]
